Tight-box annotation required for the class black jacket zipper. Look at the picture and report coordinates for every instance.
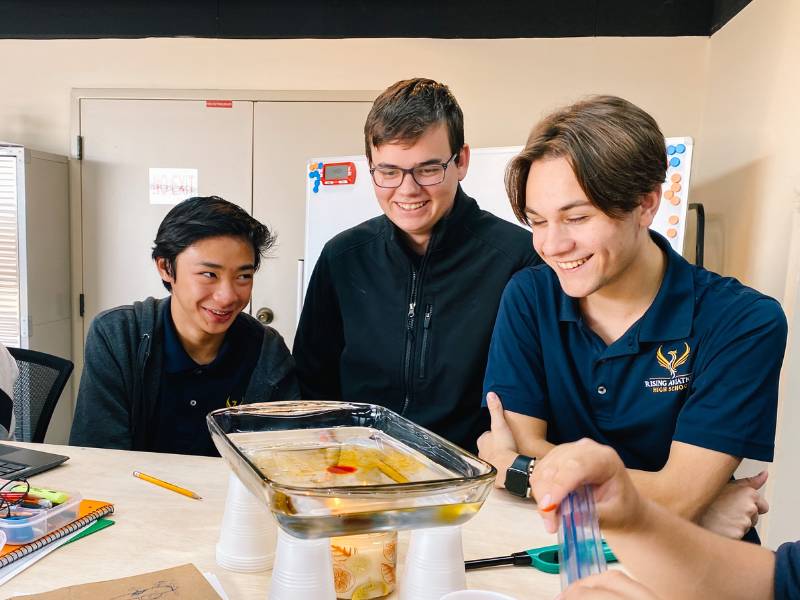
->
[401,268,418,414]
[419,304,433,379]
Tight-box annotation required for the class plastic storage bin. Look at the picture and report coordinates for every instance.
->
[0,484,81,545]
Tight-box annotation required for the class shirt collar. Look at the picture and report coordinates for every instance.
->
[162,298,237,374]
[556,231,695,343]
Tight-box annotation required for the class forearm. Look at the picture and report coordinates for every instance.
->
[606,499,775,600]
[627,469,702,520]
[625,442,743,527]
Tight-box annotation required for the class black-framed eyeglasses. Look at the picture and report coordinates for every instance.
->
[370,153,458,188]
[0,478,29,517]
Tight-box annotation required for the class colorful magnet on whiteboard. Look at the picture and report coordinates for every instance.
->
[676,144,686,154]
[667,145,676,155]
[669,157,681,167]
[667,228,678,239]
[671,173,682,182]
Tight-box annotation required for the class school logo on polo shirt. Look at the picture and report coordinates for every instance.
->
[644,342,693,393]
[226,396,240,407]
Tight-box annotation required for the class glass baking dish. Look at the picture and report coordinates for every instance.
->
[207,401,496,539]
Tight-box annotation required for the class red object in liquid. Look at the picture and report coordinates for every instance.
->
[327,465,358,475]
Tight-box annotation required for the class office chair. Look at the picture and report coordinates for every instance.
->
[9,348,74,443]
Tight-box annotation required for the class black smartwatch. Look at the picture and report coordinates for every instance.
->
[505,454,535,497]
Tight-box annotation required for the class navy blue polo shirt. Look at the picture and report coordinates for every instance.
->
[483,232,787,471]
[154,301,263,456]
[775,541,800,599]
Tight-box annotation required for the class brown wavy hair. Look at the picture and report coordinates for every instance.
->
[506,95,666,224]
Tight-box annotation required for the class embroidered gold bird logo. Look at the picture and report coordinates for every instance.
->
[225,397,239,408]
[656,342,691,378]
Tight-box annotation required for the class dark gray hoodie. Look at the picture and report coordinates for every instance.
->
[69,297,299,451]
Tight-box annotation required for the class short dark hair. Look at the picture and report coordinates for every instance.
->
[151,196,275,292]
[364,78,465,164]
[506,95,666,224]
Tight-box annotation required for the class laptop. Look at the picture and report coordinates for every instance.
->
[0,389,69,479]
[0,443,69,479]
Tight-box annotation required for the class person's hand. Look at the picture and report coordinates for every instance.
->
[530,438,644,533]
[556,570,663,600]
[477,392,519,488]
[699,471,769,539]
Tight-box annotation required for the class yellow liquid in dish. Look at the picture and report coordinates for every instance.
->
[240,427,457,487]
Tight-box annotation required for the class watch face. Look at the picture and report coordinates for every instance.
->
[506,455,534,497]
[505,467,530,497]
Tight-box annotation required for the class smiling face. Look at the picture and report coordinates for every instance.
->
[156,235,255,343]
[525,156,658,300]
[370,123,469,254]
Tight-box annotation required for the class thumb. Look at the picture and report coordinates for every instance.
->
[486,392,511,433]
[742,470,768,491]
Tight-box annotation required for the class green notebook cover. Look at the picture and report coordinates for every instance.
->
[64,518,115,545]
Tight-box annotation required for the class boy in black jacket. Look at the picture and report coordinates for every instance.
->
[293,78,540,450]
[70,196,298,455]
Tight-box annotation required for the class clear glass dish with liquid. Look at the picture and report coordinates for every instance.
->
[207,401,496,539]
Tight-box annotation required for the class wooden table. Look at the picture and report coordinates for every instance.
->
[0,443,562,599]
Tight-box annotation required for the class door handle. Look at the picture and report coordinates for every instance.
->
[256,307,274,325]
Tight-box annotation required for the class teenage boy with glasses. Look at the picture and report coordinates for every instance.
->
[293,78,540,450]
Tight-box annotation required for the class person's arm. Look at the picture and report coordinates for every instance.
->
[69,318,134,450]
[478,271,552,487]
[532,439,776,600]
[292,249,345,400]
[626,441,739,521]
[481,396,742,524]
[477,393,553,487]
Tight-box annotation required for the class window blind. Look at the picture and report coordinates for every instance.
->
[0,155,20,347]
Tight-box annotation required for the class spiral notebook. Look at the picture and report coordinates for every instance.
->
[0,500,114,568]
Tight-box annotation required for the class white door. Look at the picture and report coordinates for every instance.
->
[80,98,254,334]
[251,101,372,347]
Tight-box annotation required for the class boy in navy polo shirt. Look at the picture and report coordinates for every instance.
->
[70,196,299,455]
[477,96,787,539]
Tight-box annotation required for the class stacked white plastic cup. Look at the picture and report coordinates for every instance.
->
[216,472,277,572]
[400,526,467,600]
[269,528,336,600]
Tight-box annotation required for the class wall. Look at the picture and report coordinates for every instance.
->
[696,0,800,548]
[694,0,799,300]
[1,37,707,156]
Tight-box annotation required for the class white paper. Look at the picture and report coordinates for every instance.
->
[202,572,230,600]
[0,525,86,585]
[149,167,198,205]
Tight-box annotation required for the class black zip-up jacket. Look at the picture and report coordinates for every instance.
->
[69,297,299,451]
[293,188,541,450]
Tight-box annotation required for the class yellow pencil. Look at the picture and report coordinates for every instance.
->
[132,470,202,500]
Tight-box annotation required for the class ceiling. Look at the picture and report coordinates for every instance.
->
[0,0,753,39]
